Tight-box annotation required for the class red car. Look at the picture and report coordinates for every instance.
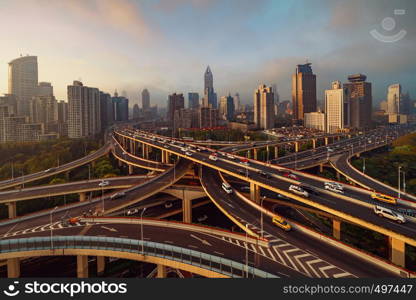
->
[283,172,298,180]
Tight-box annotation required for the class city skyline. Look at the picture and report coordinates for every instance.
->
[0,0,415,106]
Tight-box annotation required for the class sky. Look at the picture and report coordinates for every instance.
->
[0,0,415,107]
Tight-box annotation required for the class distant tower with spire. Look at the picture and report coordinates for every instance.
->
[203,66,217,108]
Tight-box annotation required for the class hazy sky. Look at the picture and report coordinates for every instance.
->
[0,0,415,107]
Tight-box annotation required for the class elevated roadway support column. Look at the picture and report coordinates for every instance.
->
[157,264,167,278]
[356,153,360,158]
[79,192,87,202]
[312,139,317,149]
[389,237,405,268]
[332,219,341,240]
[319,163,324,173]
[247,150,251,159]
[6,202,17,219]
[7,258,20,278]
[128,165,134,175]
[77,255,89,278]
[250,182,260,204]
[145,144,150,160]
[97,256,105,276]
[182,194,192,223]
[253,149,258,160]
[274,146,278,158]
[325,137,329,146]
[295,142,299,152]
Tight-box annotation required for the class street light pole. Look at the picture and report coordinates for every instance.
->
[260,196,265,239]
[362,158,366,174]
[50,206,58,249]
[101,186,104,213]
[140,207,147,254]
[398,166,401,199]
[245,223,249,278]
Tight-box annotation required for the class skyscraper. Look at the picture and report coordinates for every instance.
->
[233,93,241,112]
[343,74,372,129]
[8,55,38,117]
[112,93,129,122]
[325,81,350,133]
[167,93,185,123]
[387,84,401,115]
[292,63,317,122]
[254,84,275,129]
[142,89,150,110]
[188,92,200,109]
[68,81,101,138]
[219,94,235,121]
[203,66,217,108]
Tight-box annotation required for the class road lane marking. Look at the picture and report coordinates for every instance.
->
[214,251,224,256]
[188,245,198,249]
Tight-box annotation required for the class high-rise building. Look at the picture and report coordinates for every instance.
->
[219,94,235,121]
[167,93,185,124]
[57,100,68,123]
[37,82,53,97]
[304,112,325,131]
[29,95,57,124]
[379,100,388,112]
[401,92,411,115]
[199,107,218,128]
[343,74,372,129]
[188,92,200,109]
[203,66,217,108]
[142,89,150,110]
[132,104,140,120]
[292,63,317,122]
[233,93,241,112]
[8,55,38,117]
[253,84,275,129]
[99,92,114,129]
[68,81,101,138]
[387,84,401,115]
[112,93,129,122]
[325,80,350,133]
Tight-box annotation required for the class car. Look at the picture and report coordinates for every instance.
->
[283,172,298,180]
[122,151,127,155]
[196,148,202,152]
[327,148,334,152]
[98,180,109,187]
[164,145,170,149]
[209,155,218,161]
[222,182,233,194]
[373,205,406,223]
[164,201,173,209]
[110,192,126,200]
[68,217,80,225]
[272,216,291,231]
[288,185,309,197]
[257,170,271,178]
[185,151,193,156]
[239,159,249,166]
[370,193,397,205]
[324,183,343,194]
[126,208,139,216]
[226,154,235,160]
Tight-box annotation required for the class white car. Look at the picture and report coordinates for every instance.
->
[185,151,193,156]
[374,206,406,224]
[222,182,233,194]
[227,154,235,160]
[164,201,173,209]
[98,180,109,187]
[209,155,218,161]
[288,185,309,197]
[324,182,343,194]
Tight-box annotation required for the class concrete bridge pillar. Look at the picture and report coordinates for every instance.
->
[295,142,299,152]
[312,139,317,149]
[274,146,278,158]
[157,264,167,278]
[325,137,329,146]
[142,143,146,158]
[7,258,20,278]
[337,136,341,141]
[182,194,192,223]
[128,165,134,175]
[247,150,251,159]
[319,163,324,173]
[97,256,106,276]
[77,255,89,278]
[336,171,341,181]
[333,219,341,240]
[250,182,260,204]
[253,149,258,160]
[6,202,17,219]
[356,153,360,158]
[79,192,87,202]
[129,139,133,153]
[145,144,150,160]
[389,237,405,268]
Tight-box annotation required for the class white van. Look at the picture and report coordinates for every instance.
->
[222,182,233,194]
[373,206,406,224]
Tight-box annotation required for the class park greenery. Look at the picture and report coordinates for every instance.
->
[351,132,416,196]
